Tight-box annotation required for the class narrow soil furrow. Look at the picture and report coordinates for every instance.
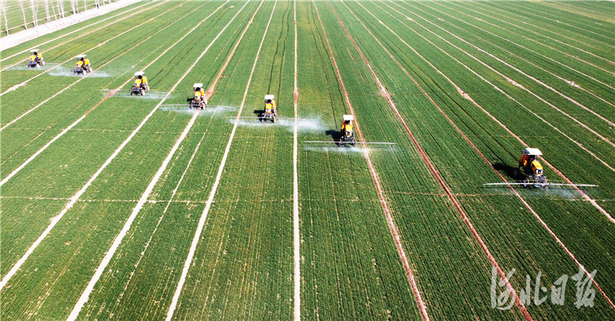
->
[293,1,300,320]
[391,1,615,128]
[66,3,250,318]
[441,1,615,76]
[470,1,615,53]
[368,0,615,226]
[411,1,615,104]
[314,1,430,320]
[493,1,615,43]
[0,1,206,185]
[165,1,271,319]
[0,1,186,97]
[346,0,615,309]
[382,1,615,149]
[0,0,230,292]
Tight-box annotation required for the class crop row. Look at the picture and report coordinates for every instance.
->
[321,0,614,318]
[1,1,613,319]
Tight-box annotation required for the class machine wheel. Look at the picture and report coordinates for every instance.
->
[272,116,276,123]
[513,168,519,178]
[140,90,144,96]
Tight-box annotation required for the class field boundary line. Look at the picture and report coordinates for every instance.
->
[0,3,154,64]
[502,1,615,42]
[165,1,273,320]
[469,1,614,55]
[0,0,230,292]
[293,0,300,319]
[352,0,615,308]
[411,1,615,102]
[501,1,615,42]
[66,2,250,319]
[385,1,615,149]
[205,0,265,101]
[423,1,615,91]
[0,1,187,97]
[0,1,209,186]
[393,2,615,128]
[114,0,266,310]
[65,2,250,318]
[374,1,615,211]
[439,1,615,76]
[370,1,615,175]
[314,1,431,320]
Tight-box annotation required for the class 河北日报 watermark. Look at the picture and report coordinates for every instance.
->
[490,266,597,310]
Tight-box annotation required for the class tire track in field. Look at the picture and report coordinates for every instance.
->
[420,1,615,92]
[383,1,615,149]
[0,1,211,167]
[440,1,615,76]
[0,2,186,128]
[0,1,187,97]
[314,2,431,320]
[106,1,265,314]
[407,1,615,109]
[0,1,155,67]
[65,2,249,319]
[0,1,210,186]
[165,1,272,319]
[375,1,615,172]
[0,0,230,292]
[470,1,615,52]
[205,0,265,101]
[350,0,615,310]
[492,1,615,43]
[371,0,615,220]
[393,3,615,128]
[293,1,300,319]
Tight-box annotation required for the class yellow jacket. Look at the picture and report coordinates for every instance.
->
[134,78,142,86]
[342,122,353,133]
[194,90,204,100]
[83,58,90,65]
[76,60,84,67]
[141,76,148,84]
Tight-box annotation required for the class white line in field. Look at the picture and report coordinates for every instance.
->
[339,4,532,320]
[373,1,615,215]
[0,2,185,97]
[67,111,200,321]
[0,1,155,66]
[413,1,615,99]
[470,1,614,51]
[353,2,615,308]
[439,1,615,76]
[67,2,249,319]
[506,1,615,41]
[314,1,432,320]
[503,1,615,42]
[165,1,273,319]
[398,3,615,128]
[293,0,300,319]
[0,1,211,185]
[385,1,615,149]
[206,0,263,100]
[376,2,615,173]
[0,0,230,293]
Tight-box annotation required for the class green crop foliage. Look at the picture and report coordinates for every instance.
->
[1,1,613,320]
